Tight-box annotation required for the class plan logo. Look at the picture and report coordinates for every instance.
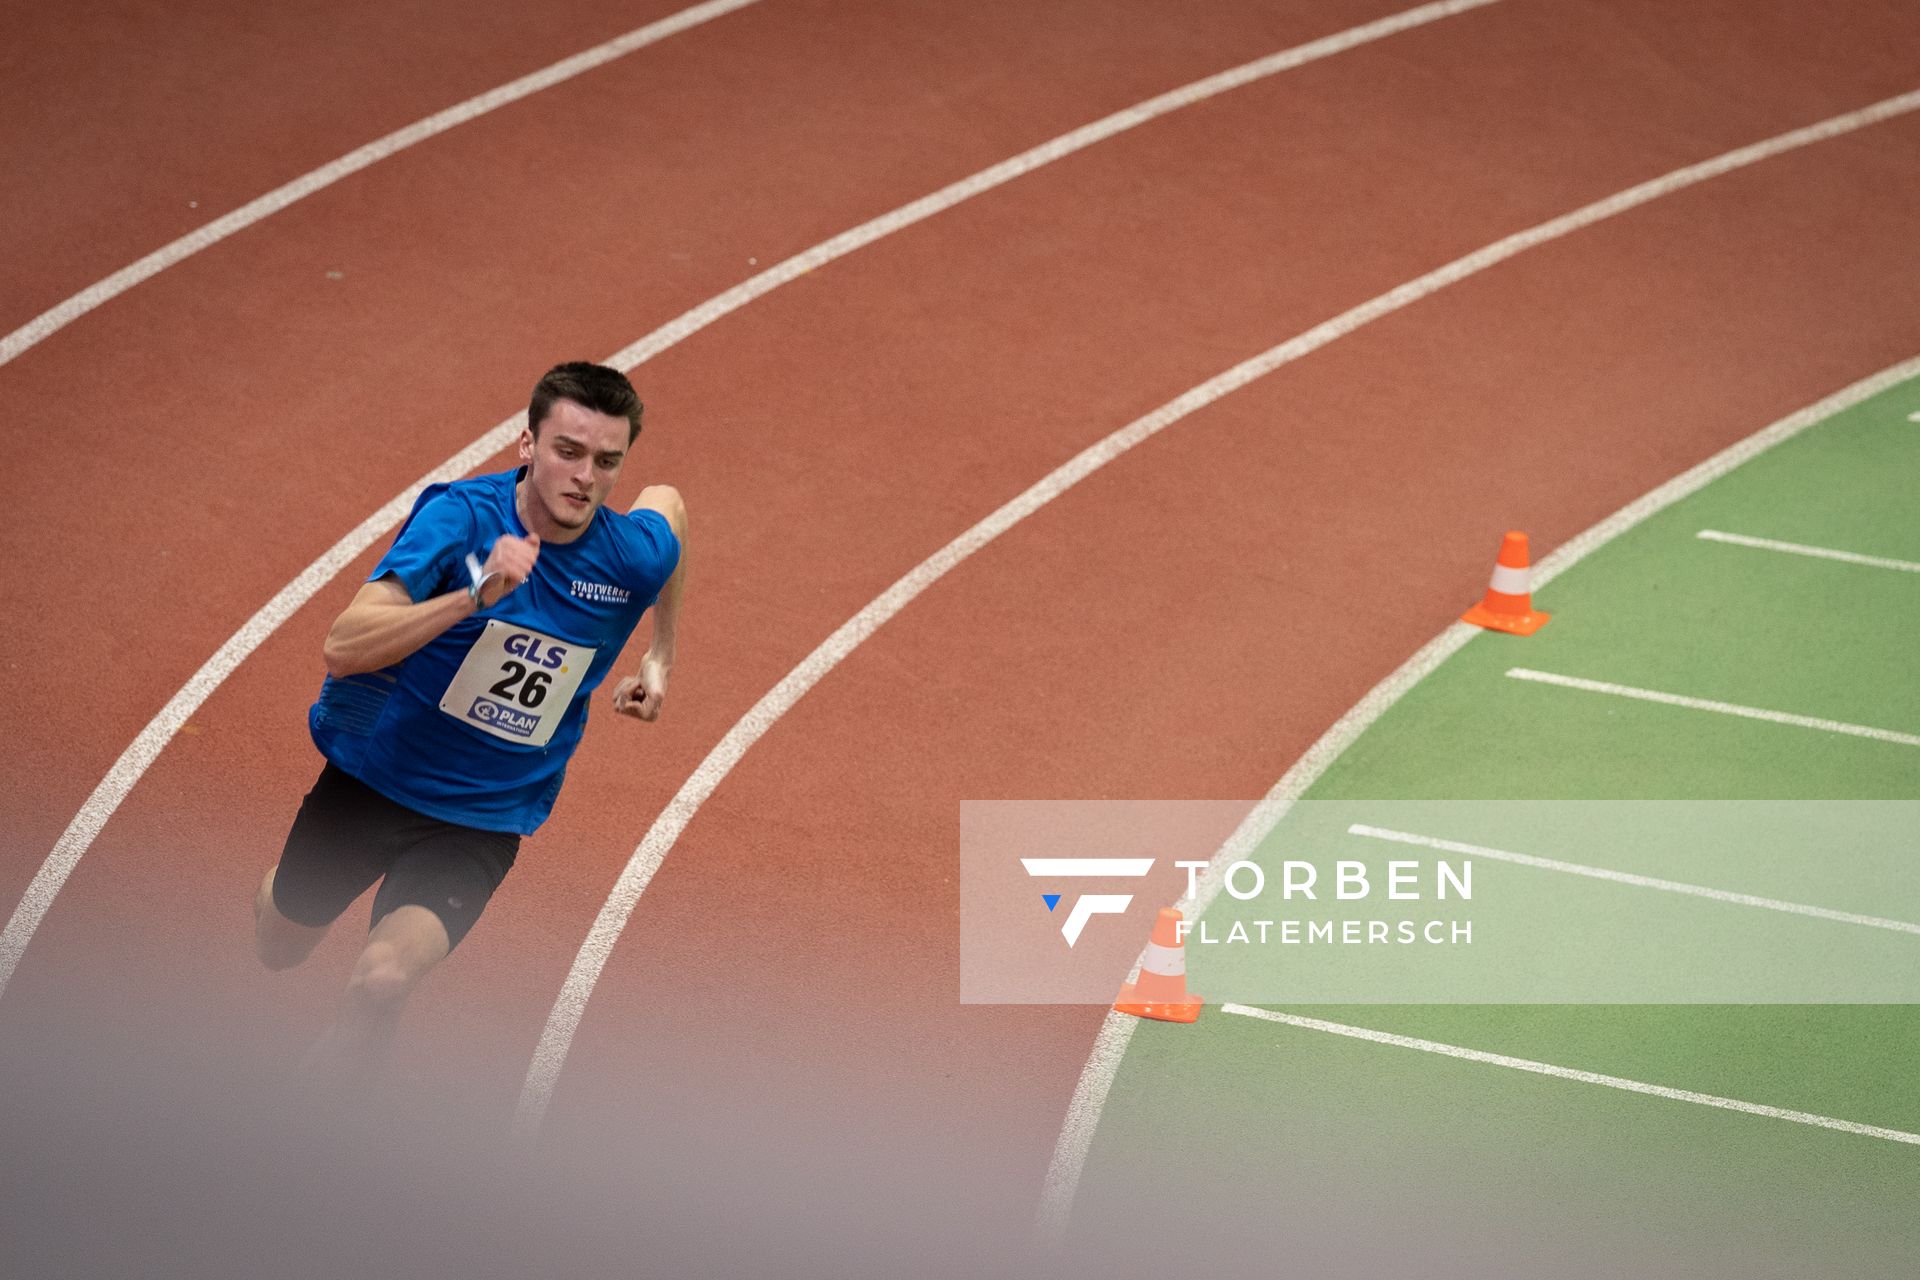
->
[467,696,538,738]
[1021,857,1154,947]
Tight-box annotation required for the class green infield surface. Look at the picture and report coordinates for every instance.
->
[1064,374,1920,1276]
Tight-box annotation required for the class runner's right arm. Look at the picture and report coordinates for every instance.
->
[322,533,539,677]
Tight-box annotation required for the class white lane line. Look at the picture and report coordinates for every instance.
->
[533,86,1920,1147]
[0,0,764,370]
[1038,359,1920,1236]
[0,493,499,994]
[598,0,1502,370]
[1033,106,1920,1237]
[1697,529,1920,574]
[1506,668,1920,748]
[0,0,1501,1003]
[1219,1004,1920,1148]
[1347,824,1920,935]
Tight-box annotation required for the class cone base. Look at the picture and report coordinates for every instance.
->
[1113,985,1203,1024]
[1462,603,1550,635]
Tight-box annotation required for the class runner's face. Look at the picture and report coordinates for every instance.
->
[519,398,629,532]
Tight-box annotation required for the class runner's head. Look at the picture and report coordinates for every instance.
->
[516,363,644,535]
[528,362,643,445]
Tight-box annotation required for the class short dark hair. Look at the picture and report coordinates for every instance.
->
[529,362,643,444]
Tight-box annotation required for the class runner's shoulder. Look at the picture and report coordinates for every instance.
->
[615,489,682,583]
[627,484,685,528]
[449,468,520,514]
[412,468,515,527]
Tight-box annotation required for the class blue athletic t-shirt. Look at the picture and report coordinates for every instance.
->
[309,468,679,834]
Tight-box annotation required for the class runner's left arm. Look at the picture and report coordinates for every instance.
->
[612,485,686,722]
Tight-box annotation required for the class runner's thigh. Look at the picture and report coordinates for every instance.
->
[371,823,519,951]
[271,763,410,928]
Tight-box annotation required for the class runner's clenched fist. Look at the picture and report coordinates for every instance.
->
[477,532,540,606]
[610,653,669,722]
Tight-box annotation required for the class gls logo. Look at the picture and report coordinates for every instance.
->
[1021,858,1154,947]
[502,632,568,668]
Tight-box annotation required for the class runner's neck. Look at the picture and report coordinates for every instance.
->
[514,473,592,545]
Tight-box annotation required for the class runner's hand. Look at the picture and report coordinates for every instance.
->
[611,655,668,722]
[479,533,540,606]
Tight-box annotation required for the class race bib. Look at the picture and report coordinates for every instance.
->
[438,620,597,747]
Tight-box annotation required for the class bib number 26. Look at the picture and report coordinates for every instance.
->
[439,620,597,747]
[489,661,552,708]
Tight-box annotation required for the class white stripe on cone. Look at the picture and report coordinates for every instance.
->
[1141,940,1185,977]
[1489,563,1532,595]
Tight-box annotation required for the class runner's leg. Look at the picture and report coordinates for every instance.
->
[299,818,516,1084]
[254,865,329,969]
[256,764,397,971]
[298,904,450,1086]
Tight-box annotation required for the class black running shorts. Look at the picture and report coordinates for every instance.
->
[270,763,520,950]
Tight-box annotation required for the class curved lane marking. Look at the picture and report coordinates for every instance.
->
[516,90,1920,1137]
[1036,354,1920,1239]
[0,0,765,370]
[0,0,1502,998]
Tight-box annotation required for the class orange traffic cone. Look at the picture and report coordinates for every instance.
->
[1114,907,1203,1023]
[1462,530,1550,635]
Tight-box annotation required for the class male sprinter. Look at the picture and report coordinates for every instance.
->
[252,362,686,1081]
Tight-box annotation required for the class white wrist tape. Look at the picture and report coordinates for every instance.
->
[464,553,501,606]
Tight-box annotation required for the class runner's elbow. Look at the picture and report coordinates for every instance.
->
[323,630,370,679]
[322,643,354,680]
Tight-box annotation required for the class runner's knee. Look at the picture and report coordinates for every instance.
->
[344,947,427,1015]
[254,867,325,970]
[256,933,312,971]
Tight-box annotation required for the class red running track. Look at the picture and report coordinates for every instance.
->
[3,0,1918,1272]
